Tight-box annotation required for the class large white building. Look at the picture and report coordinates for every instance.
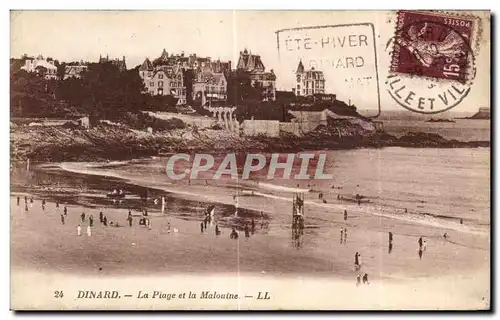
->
[294,60,325,97]
[21,55,58,79]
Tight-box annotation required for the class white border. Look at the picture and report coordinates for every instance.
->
[2,1,497,319]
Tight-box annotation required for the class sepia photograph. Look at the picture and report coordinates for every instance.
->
[9,10,490,310]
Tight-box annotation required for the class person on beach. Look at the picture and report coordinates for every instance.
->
[404,208,408,214]
[344,228,347,244]
[340,228,344,244]
[42,199,46,210]
[127,215,133,227]
[323,199,327,204]
[443,233,448,239]
[251,219,255,234]
[77,224,82,236]
[89,215,94,227]
[56,202,59,208]
[319,193,323,200]
[245,224,250,238]
[362,274,369,285]
[30,197,33,204]
[167,222,171,234]
[418,248,423,259]
[128,209,132,216]
[25,203,28,212]
[81,212,86,222]
[60,213,65,225]
[103,216,108,227]
[230,228,239,239]
[337,194,340,200]
[87,225,92,237]
[64,206,67,216]
[388,232,394,254]
[24,196,27,204]
[344,210,348,221]
[354,252,361,270]
[204,217,208,230]
[99,212,103,223]
[200,222,204,233]
[215,224,220,236]
[356,275,361,287]
[16,196,20,206]
[460,218,463,224]
[418,237,423,249]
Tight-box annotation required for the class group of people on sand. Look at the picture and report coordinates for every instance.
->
[111,189,124,195]
[340,227,348,244]
[354,252,369,285]
[17,195,34,213]
[199,204,260,240]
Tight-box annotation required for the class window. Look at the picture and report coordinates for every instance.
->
[158,88,163,95]
[159,74,164,79]
[150,82,154,87]
[159,81,163,87]
[170,82,173,86]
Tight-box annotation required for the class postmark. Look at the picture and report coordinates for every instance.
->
[386,11,480,114]
[276,23,381,118]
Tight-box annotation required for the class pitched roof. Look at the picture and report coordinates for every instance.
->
[196,70,226,84]
[237,50,265,72]
[296,60,305,74]
[151,64,183,79]
[161,49,168,60]
[139,58,153,71]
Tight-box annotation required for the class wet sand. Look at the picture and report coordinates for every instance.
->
[10,192,490,309]
[10,148,490,309]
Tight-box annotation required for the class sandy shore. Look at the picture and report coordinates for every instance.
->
[10,193,490,310]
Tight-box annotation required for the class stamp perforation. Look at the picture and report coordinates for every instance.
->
[389,10,481,86]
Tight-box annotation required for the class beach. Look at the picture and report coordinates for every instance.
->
[10,147,490,310]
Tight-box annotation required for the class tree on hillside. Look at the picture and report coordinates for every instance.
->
[57,62,66,80]
[35,65,47,78]
[54,62,146,119]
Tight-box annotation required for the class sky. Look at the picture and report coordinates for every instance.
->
[10,10,490,113]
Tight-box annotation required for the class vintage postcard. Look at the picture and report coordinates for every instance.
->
[10,10,490,310]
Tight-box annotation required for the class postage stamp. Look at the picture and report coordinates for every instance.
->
[386,10,481,114]
[391,10,475,83]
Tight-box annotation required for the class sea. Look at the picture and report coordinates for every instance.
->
[12,146,491,237]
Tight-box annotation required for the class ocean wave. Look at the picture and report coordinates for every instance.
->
[258,182,311,193]
[55,161,488,237]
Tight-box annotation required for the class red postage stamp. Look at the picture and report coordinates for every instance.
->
[391,11,475,83]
